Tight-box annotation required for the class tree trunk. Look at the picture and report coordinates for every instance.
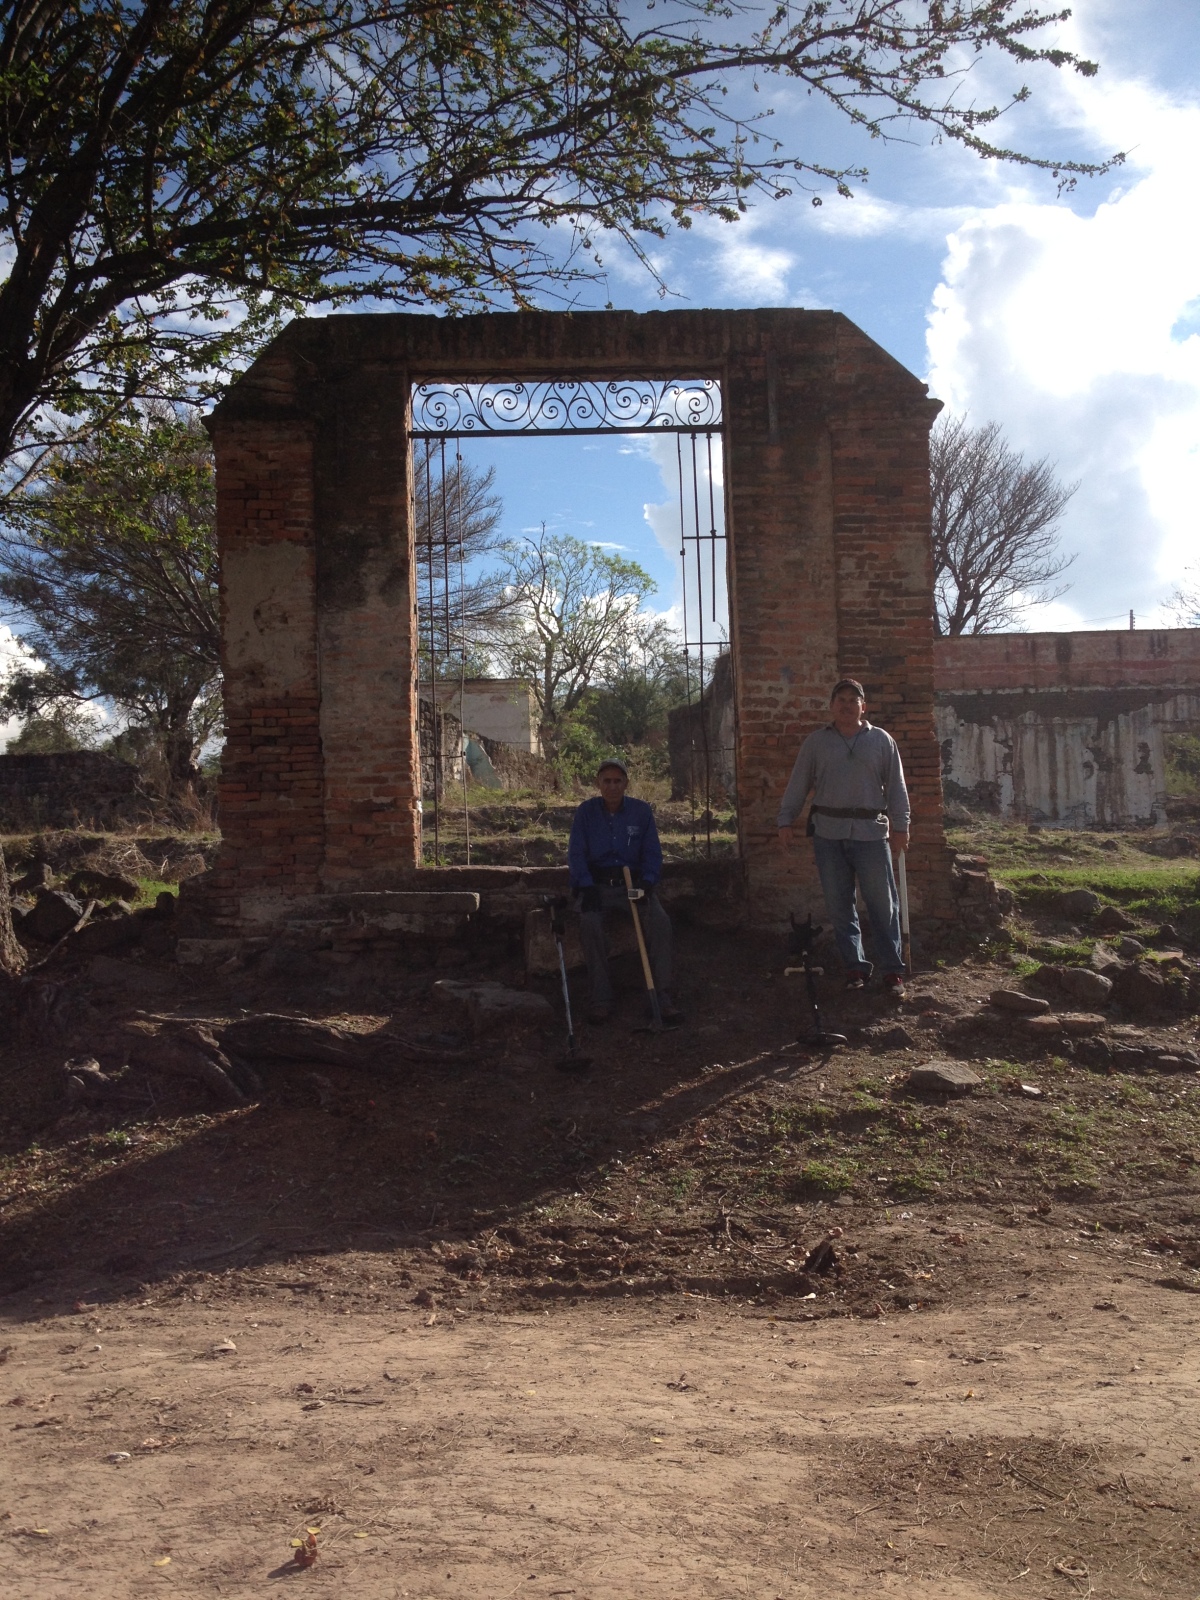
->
[160,697,200,798]
[0,845,27,977]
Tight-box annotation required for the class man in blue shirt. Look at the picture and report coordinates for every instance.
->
[568,758,681,1025]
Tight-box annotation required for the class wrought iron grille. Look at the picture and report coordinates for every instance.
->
[411,377,722,437]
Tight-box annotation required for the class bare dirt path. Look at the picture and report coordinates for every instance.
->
[3,1259,1198,1599]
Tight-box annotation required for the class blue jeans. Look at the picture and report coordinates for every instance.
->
[812,836,904,977]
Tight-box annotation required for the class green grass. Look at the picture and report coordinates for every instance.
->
[135,878,178,906]
[788,1158,859,1197]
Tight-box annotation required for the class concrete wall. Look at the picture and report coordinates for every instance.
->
[933,630,1200,826]
[668,651,737,804]
[203,309,954,929]
[0,751,141,830]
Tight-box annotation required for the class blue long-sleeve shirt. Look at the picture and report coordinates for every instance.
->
[568,795,664,888]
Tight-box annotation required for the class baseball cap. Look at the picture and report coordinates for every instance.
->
[596,757,629,777]
[830,677,866,701]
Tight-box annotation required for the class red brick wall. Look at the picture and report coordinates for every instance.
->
[934,629,1200,692]
[208,310,955,928]
[829,393,954,921]
[201,419,324,926]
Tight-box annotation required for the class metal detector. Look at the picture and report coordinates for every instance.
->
[783,912,848,1048]
[545,896,592,1072]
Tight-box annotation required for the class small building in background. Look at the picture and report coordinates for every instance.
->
[933,629,1200,827]
[419,679,541,754]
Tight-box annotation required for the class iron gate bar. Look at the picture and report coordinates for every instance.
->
[673,428,729,860]
[456,442,472,865]
[411,377,722,437]
[413,381,731,867]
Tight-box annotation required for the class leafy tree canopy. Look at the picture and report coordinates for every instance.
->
[495,526,657,747]
[0,0,1117,476]
[0,408,220,794]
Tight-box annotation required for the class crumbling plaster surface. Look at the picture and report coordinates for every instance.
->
[221,542,317,694]
[933,631,1200,827]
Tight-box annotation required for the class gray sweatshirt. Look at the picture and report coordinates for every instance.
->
[776,721,910,841]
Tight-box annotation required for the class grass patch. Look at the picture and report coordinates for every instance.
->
[788,1158,859,1197]
[135,878,178,906]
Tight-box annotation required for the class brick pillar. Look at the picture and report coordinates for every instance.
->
[829,400,954,920]
[204,418,323,926]
[727,345,841,925]
[312,369,421,889]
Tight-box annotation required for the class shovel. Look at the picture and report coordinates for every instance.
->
[545,897,592,1072]
[623,866,663,1032]
[897,848,912,976]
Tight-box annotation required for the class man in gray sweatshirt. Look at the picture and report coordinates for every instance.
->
[776,678,910,995]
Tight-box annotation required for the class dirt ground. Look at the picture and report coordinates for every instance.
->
[3,891,1200,1596]
[3,1262,1199,1598]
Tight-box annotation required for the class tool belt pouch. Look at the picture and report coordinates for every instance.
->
[809,804,887,834]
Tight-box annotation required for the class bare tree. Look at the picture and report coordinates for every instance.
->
[1167,567,1200,627]
[495,528,656,751]
[413,442,509,676]
[931,416,1077,636]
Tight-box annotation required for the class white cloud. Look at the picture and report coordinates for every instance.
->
[926,63,1200,629]
[807,193,971,242]
[0,627,26,750]
[640,433,729,638]
[694,212,797,305]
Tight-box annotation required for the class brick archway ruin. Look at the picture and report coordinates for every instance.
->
[200,308,955,930]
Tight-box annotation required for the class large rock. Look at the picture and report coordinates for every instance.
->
[1058,889,1101,919]
[432,979,554,1037]
[1095,905,1137,932]
[1111,962,1166,1013]
[989,989,1050,1015]
[909,1061,981,1095]
[1090,942,1123,974]
[1023,1014,1063,1038]
[72,914,141,956]
[1058,1013,1108,1037]
[13,860,53,893]
[25,888,84,943]
[67,869,140,901]
[1059,967,1113,1007]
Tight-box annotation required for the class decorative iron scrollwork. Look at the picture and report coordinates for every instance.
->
[411,378,721,436]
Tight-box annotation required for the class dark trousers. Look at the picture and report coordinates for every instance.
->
[578,886,673,1006]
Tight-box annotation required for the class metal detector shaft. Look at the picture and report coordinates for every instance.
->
[622,866,663,1031]
[897,849,911,976]
[555,929,577,1055]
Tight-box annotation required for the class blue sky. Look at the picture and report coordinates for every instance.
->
[4,1,1198,746]
[461,0,1200,634]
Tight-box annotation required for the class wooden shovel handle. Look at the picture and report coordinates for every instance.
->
[622,866,657,993]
